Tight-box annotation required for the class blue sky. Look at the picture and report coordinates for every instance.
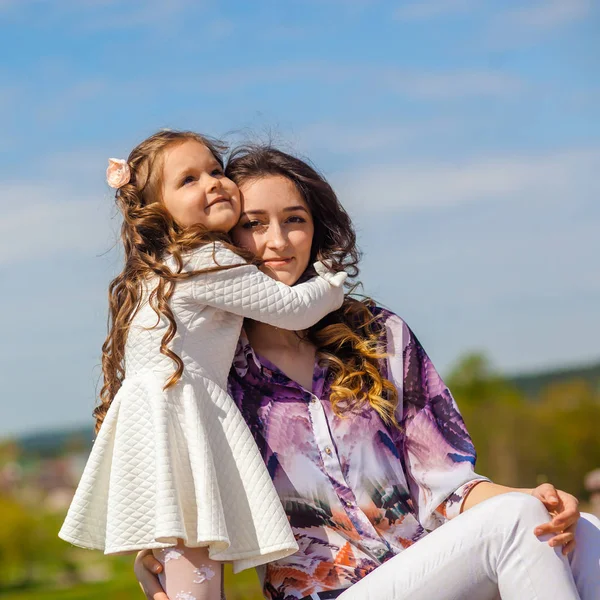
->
[1,0,599,437]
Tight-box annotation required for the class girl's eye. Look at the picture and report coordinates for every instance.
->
[182,175,196,185]
[211,168,224,177]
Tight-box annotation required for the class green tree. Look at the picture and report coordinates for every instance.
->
[447,352,524,485]
[447,353,600,501]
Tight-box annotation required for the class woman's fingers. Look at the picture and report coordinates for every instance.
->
[550,492,580,529]
[561,539,577,556]
[536,512,576,535]
[532,485,580,543]
[548,531,575,548]
[534,507,579,554]
[535,483,560,508]
[551,526,577,556]
[134,550,168,600]
[142,553,164,574]
[535,521,562,535]
[534,518,577,536]
[530,485,580,554]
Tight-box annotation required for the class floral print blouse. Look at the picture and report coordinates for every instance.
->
[228,307,488,600]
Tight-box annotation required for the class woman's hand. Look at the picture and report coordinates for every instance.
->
[531,483,580,555]
[462,480,580,555]
[134,550,168,600]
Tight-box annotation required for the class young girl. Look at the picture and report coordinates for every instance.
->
[59,130,347,600]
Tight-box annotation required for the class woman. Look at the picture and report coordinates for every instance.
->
[135,146,600,599]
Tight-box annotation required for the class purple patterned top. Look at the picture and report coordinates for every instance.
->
[228,307,488,600]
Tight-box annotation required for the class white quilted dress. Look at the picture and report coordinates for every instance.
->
[59,242,346,572]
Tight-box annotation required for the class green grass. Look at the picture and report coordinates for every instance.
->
[0,579,140,600]
[0,563,265,600]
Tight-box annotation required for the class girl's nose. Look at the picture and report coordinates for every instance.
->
[206,175,222,193]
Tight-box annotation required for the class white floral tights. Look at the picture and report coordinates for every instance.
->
[152,543,225,600]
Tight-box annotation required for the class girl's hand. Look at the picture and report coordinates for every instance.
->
[134,550,168,600]
[531,483,580,555]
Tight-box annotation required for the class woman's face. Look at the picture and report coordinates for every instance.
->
[231,175,314,285]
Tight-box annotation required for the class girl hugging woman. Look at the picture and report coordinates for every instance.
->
[61,132,600,600]
[59,130,348,600]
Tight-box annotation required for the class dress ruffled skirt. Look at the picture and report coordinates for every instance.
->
[59,372,298,573]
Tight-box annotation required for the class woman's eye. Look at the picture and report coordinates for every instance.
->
[287,216,306,224]
[211,168,224,177]
[241,220,263,229]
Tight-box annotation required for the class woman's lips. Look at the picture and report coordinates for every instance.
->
[263,258,293,267]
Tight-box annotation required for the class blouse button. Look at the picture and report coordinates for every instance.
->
[324,446,332,455]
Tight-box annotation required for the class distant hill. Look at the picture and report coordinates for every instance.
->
[16,425,94,458]
[509,361,600,399]
[8,360,600,458]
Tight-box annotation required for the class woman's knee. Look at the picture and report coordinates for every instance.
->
[474,491,550,529]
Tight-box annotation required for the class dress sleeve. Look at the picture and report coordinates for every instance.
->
[385,315,489,531]
[186,242,347,331]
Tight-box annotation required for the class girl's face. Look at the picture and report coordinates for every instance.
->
[231,175,315,285]
[161,140,240,232]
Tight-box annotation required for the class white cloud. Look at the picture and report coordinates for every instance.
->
[213,63,522,100]
[41,150,112,181]
[36,78,109,124]
[81,0,202,30]
[349,146,600,374]
[387,70,521,99]
[395,0,480,21]
[333,147,600,212]
[394,0,590,27]
[295,118,458,154]
[393,0,591,49]
[1,0,206,30]
[0,182,114,266]
[500,0,591,31]
[303,0,379,9]
[480,0,592,48]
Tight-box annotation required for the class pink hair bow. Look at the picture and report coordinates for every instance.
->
[106,158,131,189]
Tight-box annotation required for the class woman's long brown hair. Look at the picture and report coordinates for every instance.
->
[226,146,399,428]
[94,130,252,434]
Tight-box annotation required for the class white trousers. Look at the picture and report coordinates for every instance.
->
[338,492,600,600]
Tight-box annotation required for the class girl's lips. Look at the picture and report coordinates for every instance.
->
[206,196,231,209]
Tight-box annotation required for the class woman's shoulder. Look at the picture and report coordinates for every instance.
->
[340,301,411,342]
[365,305,419,355]
[369,305,408,334]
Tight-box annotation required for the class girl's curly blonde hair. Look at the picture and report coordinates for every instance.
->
[94,130,252,433]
